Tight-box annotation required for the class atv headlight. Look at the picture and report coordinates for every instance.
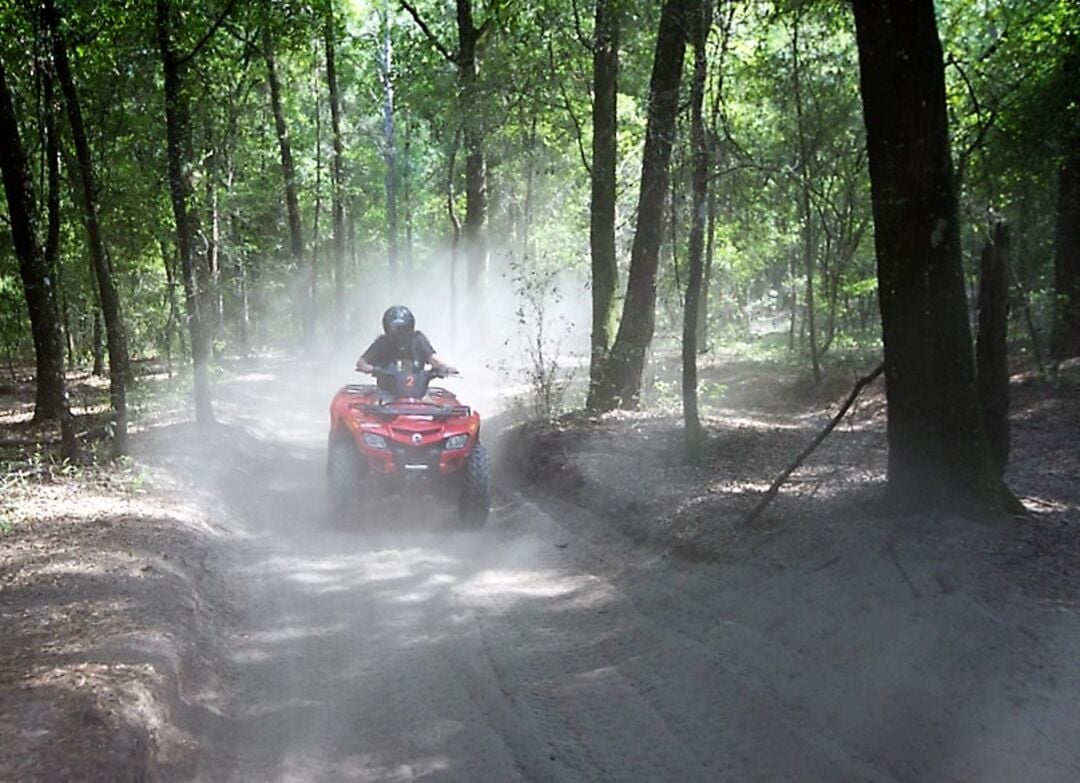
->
[361,432,388,449]
[444,433,469,451]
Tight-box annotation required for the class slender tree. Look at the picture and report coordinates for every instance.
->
[790,11,821,385]
[156,0,235,425]
[852,0,1012,509]
[45,0,131,454]
[592,0,693,411]
[380,0,399,274]
[586,0,620,411]
[682,0,713,461]
[400,0,494,304]
[324,1,346,339]
[263,24,311,343]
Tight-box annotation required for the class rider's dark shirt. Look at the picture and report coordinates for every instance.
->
[362,331,435,370]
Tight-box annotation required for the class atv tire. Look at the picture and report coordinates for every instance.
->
[327,436,363,518]
[457,442,491,528]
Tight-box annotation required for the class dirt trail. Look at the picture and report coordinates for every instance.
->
[129,356,1080,782]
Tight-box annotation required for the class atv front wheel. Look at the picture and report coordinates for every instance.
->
[327,436,363,517]
[457,442,491,528]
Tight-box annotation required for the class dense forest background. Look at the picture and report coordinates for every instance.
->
[1,0,1078,505]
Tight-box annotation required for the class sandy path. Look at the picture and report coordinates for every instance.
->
[167,356,1080,782]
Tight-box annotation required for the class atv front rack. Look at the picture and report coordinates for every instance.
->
[353,402,472,420]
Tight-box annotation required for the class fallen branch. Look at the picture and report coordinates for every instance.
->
[742,361,885,528]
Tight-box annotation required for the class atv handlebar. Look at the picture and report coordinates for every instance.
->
[361,365,460,379]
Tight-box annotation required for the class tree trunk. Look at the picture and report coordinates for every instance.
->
[0,57,71,428]
[264,26,310,343]
[157,0,214,425]
[853,0,1010,510]
[1051,125,1080,360]
[381,1,399,275]
[447,129,462,348]
[457,0,488,305]
[312,44,323,332]
[586,0,619,411]
[42,67,77,456]
[697,184,716,352]
[92,308,105,376]
[682,0,712,462]
[591,0,692,411]
[325,4,346,341]
[46,0,132,453]
[791,16,820,385]
[976,220,1011,479]
[203,140,223,344]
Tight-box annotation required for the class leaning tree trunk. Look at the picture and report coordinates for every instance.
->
[592,0,693,411]
[585,0,620,411]
[325,3,346,340]
[853,0,1010,510]
[681,0,712,462]
[0,57,71,430]
[46,0,131,454]
[264,26,310,344]
[976,220,1011,479]
[157,0,215,425]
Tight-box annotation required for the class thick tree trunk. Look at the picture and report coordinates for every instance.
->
[264,26,310,343]
[586,0,620,411]
[157,0,214,425]
[0,57,71,429]
[325,5,346,340]
[592,0,693,411]
[853,0,1009,510]
[457,0,487,303]
[976,221,1011,479]
[1051,128,1080,360]
[682,0,712,462]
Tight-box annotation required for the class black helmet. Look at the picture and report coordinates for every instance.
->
[382,305,415,337]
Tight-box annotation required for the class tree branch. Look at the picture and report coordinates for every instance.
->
[742,361,885,528]
[548,40,590,176]
[176,0,243,67]
[400,0,456,64]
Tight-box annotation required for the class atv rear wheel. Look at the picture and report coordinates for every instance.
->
[457,442,491,528]
[327,436,363,517]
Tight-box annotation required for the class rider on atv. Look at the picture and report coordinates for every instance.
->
[355,305,457,390]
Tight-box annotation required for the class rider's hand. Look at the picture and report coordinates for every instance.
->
[441,365,459,376]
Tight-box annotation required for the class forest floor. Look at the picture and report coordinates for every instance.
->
[0,352,1078,781]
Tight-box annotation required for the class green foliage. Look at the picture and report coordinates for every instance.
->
[0,0,1070,393]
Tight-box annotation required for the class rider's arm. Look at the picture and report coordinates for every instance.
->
[356,336,384,372]
[430,354,457,374]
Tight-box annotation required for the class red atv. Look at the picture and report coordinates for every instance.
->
[326,365,491,527]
